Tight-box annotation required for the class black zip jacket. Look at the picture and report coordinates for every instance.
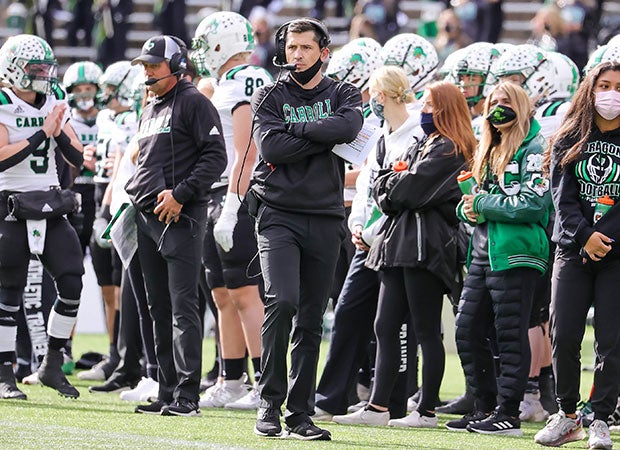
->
[250,75,363,217]
[126,79,227,210]
[366,135,466,296]
[550,125,620,258]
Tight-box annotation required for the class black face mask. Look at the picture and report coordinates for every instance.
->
[486,105,517,125]
[291,56,323,86]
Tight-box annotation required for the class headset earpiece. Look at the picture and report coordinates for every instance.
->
[167,36,189,75]
[273,18,330,67]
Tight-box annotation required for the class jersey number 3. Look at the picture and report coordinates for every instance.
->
[30,138,50,174]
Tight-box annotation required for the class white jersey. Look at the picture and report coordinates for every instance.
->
[0,87,70,192]
[210,65,273,184]
[69,109,98,184]
[94,108,137,184]
[535,99,571,141]
[348,112,423,231]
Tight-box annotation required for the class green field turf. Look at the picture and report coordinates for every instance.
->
[0,329,597,449]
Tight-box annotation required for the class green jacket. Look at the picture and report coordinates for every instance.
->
[457,120,552,273]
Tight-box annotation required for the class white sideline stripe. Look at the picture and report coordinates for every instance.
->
[0,420,251,449]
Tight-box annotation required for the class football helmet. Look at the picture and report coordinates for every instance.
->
[546,51,579,100]
[192,11,255,78]
[438,47,468,84]
[452,42,505,105]
[491,44,555,100]
[381,33,438,93]
[98,61,141,108]
[0,34,58,95]
[326,38,382,91]
[583,44,620,75]
[63,61,103,110]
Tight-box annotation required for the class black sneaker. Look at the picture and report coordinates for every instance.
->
[89,377,138,394]
[445,410,491,432]
[466,410,523,436]
[284,418,332,441]
[254,407,282,437]
[38,349,79,398]
[161,398,201,417]
[135,400,169,415]
[0,364,27,400]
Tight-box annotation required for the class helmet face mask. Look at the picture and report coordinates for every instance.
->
[0,35,58,95]
[192,11,255,78]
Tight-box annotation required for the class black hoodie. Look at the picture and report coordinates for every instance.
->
[551,124,620,257]
[126,79,227,210]
[250,75,363,218]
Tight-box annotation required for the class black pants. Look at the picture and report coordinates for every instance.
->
[551,247,620,419]
[315,249,380,415]
[108,266,143,383]
[456,262,537,417]
[255,205,343,425]
[136,206,206,403]
[372,267,446,414]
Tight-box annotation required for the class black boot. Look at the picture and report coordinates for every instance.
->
[38,349,79,398]
[0,363,27,400]
[436,386,475,415]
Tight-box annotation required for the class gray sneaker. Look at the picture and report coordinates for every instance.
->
[588,419,613,450]
[534,411,586,447]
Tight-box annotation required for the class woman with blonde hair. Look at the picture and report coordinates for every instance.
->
[448,81,552,435]
[333,78,476,428]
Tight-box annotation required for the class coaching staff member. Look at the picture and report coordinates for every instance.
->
[126,35,226,416]
[249,18,363,439]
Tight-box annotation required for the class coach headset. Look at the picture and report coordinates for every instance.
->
[272,18,331,68]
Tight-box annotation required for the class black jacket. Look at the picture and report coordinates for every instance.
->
[250,75,363,218]
[126,79,227,210]
[550,125,620,258]
[365,134,466,295]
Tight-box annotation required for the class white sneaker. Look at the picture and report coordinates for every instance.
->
[199,374,250,408]
[77,360,107,381]
[347,400,367,414]
[22,372,39,385]
[312,406,333,421]
[225,385,260,410]
[388,410,438,428]
[119,377,159,402]
[588,419,613,450]
[534,411,586,447]
[332,407,389,426]
[407,395,419,413]
[520,392,550,422]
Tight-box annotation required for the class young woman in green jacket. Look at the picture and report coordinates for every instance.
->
[449,81,552,436]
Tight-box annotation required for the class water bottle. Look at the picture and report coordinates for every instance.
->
[457,170,485,223]
[593,195,614,224]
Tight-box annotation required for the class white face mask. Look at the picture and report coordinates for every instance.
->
[595,90,620,121]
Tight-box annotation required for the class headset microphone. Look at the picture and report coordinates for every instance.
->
[272,57,297,71]
[145,72,179,86]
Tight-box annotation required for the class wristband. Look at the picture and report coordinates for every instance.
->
[27,130,46,148]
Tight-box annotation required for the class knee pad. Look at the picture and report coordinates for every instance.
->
[55,274,82,301]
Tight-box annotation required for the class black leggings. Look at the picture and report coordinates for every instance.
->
[371,267,446,413]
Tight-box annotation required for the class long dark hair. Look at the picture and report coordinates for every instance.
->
[544,61,620,172]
